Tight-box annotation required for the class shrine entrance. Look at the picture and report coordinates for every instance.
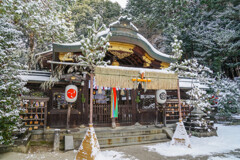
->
[136,90,164,125]
[92,89,135,126]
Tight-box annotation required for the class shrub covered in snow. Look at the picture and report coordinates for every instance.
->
[210,76,240,115]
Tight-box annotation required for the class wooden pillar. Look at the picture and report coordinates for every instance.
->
[163,104,166,127]
[84,78,89,124]
[44,101,47,131]
[66,104,71,129]
[177,79,182,121]
[155,90,158,125]
[131,90,137,123]
[89,72,94,124]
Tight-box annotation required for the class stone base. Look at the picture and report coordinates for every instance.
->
[187,130,217,137]
[0,133,31,153]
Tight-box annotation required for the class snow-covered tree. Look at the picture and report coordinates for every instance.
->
[210,76,240,115]
[170,59,213,111]
[0,16,29,145]
[72,0,121,37]
[41,15,111,90]
[1,0,75,69]
[75,14,111,68]
[126,0,239,78]
[75,15,111,159]
[171,35,183,60]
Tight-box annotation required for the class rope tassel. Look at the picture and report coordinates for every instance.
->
[120,88,125,96]
[98,86,102,94]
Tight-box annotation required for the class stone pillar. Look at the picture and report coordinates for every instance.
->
[111,118,116,129]
[53,129,60,151]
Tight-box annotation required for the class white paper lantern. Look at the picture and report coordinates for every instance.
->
[156,89,167,104]
[65,85,78,103]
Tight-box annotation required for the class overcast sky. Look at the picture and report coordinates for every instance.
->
[109,0,127,8]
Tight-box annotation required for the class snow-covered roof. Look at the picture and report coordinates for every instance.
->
[179,78,208,89]
[109,16,139,32]
[18,70,208,90]
[35,50,52,56]
[53,16,175,63]
[18,70,57,82]
[99,16,174,63]
[97,65,175,74]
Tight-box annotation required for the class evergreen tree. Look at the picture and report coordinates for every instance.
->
[72,0,121,37]
[170,58,213,111]
[171,35,183,60]
[1,0,75,68]
[210,76,240,114]
[75,14,111,67]
[0,16,29,145]
[41,15,111,89]
[126,0,240,78]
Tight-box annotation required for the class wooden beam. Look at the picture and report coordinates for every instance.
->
[47,60,91,67]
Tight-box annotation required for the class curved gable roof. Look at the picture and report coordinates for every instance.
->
[53,16,175,63]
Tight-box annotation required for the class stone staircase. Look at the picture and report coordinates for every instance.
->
[88,126,169,148]
[30,125,171,150]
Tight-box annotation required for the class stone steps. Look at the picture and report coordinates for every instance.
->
[94,128,164,139]
[98,132,168,148]
[100,139,169,148]
[30,126,171,150]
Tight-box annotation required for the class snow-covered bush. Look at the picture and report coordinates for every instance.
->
[210,76,240,115]
[0,16,29,145]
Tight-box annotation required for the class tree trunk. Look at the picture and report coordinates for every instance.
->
[28,31,35,69]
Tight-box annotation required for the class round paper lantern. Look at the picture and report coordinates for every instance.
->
[156,89,167,104]
[65,85,78,103]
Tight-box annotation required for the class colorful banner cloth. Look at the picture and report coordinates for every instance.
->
[111,87,118,118]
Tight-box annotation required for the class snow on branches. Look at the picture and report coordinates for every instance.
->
[171,35,183,60]
[75,15,111,68]
[210,76,240,114]
[170,58,212,83]
[1,0,75,69]
[170,58,213,111]
[0,16,29,145]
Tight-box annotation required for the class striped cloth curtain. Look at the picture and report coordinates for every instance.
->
[111,87,118,118]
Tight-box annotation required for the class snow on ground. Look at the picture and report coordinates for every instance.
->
[232,114,240,119]
[4,150,136,160]
[146,124,240,157]
[209,155,240,160]
[96,150,138,160]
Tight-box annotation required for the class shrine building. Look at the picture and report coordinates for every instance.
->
[19,17,203,130]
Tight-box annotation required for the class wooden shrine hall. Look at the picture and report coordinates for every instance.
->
[19,16,196,130]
